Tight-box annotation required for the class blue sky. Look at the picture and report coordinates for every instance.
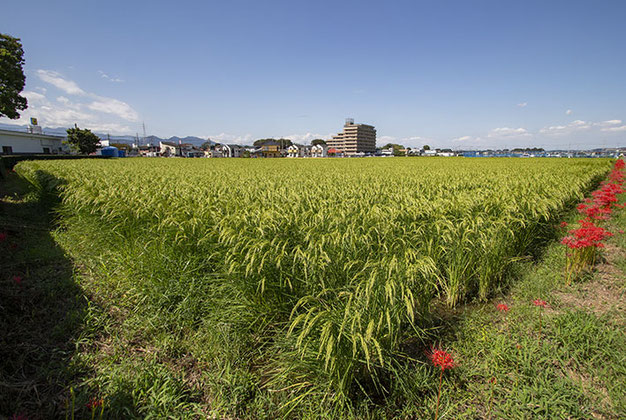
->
[1,0,625,148]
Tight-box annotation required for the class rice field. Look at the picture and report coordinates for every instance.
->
[15,157,612,413]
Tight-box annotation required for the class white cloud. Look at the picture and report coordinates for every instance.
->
[594,119,622,128]
[566,109,573,115]
[487,127,531,138]
[98,70,124,83]
[600,125,626,132]
[36,70,85,95]
[22,90,46,104]
[378,135,397,144]
[517,102,527,107]
[283,132,333,144]
[87,97,139,121]
[4,69,141,132]
[453,135,474,142]
[209,132,255,145]
[540,120,591,135]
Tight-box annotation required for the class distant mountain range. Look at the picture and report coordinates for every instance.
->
[0,123,215,147]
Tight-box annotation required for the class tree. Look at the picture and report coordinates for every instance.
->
[0,34,28,119]
[200,141,214,150]
[254,138,293,148]
[311,139,327,146]
[423,145,431,151]
[253,138,275,147]
[66,125,100,154]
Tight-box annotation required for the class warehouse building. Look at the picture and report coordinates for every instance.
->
[0,128,65,155]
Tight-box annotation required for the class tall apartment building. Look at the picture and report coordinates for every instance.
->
[327,118,376,155]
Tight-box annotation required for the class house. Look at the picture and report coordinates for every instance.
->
[204,143,244,158]
[287,145,299,158]
[311,144,327,158]
[220,144,245,158]
[381,147,394,156]
[287,144,312,158]
[138,144,160,157]
[259,140,282,158]
[180,143,204,157]
[159,141,178,156]
[0,128,65,155]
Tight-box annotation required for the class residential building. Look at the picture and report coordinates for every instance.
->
[159,141,178,156]
[259,140,282,158]
[180,143,204,157]
[311,144,327,158]
[0,128,65,155]
[287,144,312,158]
[220,144,245,158]
[327,118,376,156]
[138,144,160,157]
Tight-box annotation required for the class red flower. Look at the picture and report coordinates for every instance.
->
[0,232,7,242]
[86,397,103,410]
[533,299,547,308]
[496,303,509,312]
[429,348,455,371]
[559,222,568,228]
[10,414,28,420]
[12,275,22,285]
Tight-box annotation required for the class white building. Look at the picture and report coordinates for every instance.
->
[159,141,178,156]
[287,144,312,158]
[311,144,327,158]
[0,128,65,155]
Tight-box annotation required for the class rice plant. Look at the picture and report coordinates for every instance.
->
[15,156,612,409]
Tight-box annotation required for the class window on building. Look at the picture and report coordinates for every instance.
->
[2,146,13,154]
[43,147,50,154]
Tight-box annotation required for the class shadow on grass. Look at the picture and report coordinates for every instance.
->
[0,173,87,418]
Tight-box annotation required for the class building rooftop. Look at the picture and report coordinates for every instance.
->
[0,128,65,140]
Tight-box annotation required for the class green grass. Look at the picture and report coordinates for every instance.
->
[2,160,625,418]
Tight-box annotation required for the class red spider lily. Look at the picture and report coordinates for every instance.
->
[562,160,624,283]
[10,414,28,420]
[0,232,7,242]
[10,243,18,250]
[533,299,547,307]
[429,348,455,371]
[428,348,455,420]
[496,303,509,312]
[559,221,568,228]
[86,397,103,410]
[619,229,624,234]
[12,275,22,285]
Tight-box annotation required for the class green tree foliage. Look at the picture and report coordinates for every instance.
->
[200,141,214,150]
[253,138,293,148]
[311,139,327,146]
[66,125,100,155]
[0,34,28,119]
[423,145,431,150]
[383,143,406,156]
